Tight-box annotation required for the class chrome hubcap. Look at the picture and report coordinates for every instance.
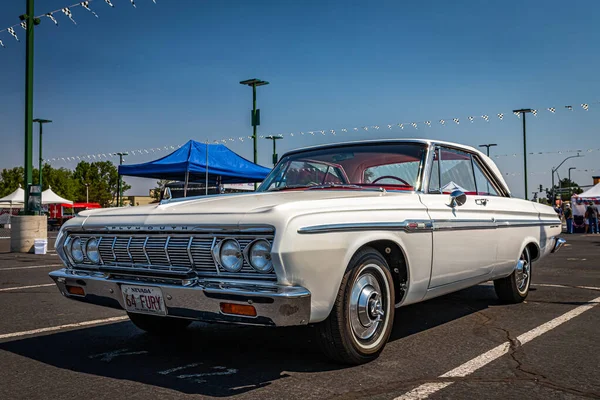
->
[516,253,530,294]
[350,268,385,340]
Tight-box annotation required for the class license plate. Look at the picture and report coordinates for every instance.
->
[121,285,167,316]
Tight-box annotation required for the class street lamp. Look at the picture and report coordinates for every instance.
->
[84,183,90,203]
[265,135,283,166]
[240,78,269,164]
[32,119,52,193]
[551,153,582,200]
[568,167,576,182]
[115,152,128,206]
[478,143,497,157]
[513,109,533,200]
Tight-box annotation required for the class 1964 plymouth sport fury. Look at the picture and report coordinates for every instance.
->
[50,139,565,364]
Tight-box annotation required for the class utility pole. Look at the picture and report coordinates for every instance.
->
[115,152,128,206]
[512,109,533,200]
[21,1,41,214]
[84,183,89,203]
[478,143,497,157]
[33,119,52,193]
[265,135,283,166]
[240,78,269,189]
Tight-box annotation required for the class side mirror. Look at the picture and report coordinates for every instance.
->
[449,190,467,207]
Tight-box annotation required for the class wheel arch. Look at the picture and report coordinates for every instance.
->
[354,239,410,306]
[520,239,540,262]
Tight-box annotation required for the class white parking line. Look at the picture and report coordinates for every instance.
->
[0,264,62,271]
[395,296,600,400]
[0,316,128,340]
[0,283,55,292]
[534,283,600,291]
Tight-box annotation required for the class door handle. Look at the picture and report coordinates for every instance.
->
[475,198,488,206]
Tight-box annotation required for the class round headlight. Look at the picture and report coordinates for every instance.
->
[219,239,243,272]
[86,238,100,264]
[248,239,273,273]
[70,237,84,263]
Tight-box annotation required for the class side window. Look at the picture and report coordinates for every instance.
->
[429,148,441,193]
[438,148,476,194]
[473,159,499,196]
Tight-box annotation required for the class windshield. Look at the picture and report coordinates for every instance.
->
[258,143,427,192]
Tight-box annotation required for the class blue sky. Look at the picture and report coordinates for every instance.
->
[1,0,599,198]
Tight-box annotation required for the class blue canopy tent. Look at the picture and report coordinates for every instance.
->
[118,140,271,194]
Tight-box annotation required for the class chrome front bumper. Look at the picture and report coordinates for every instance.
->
[49,268,311,327]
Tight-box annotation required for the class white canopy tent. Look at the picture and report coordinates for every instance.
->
[0,187,25,204]
[0,187,25,225]
[41,187,73,205]
[571,182,600,216]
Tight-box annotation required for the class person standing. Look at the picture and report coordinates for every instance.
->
[586,201,599,234]
[564,203,573,234]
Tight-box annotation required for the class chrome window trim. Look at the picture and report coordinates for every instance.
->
[427,142,510,197]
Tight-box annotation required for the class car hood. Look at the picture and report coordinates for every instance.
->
[73,190,408,229]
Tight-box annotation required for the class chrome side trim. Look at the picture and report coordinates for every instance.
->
[298,219,561,234]
[298,220,433,234]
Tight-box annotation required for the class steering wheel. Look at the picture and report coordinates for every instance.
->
[371,175,411,186]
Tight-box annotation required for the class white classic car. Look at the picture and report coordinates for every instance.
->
[50,139,565,364]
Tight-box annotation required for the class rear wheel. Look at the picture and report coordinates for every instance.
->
[494,247,531,303]
[316,247,395,364]
[127,312,192,335]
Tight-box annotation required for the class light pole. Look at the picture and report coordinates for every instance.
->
[115,152,128,206]
[551,153,582,200]
[568,167,576,183]
[33,119,52,192]
[265,135,283,166]
[513,109,533,200]
[21,1,41,214]
[84,183,89,203]
[240,78,269,188]
[478,143,497,157]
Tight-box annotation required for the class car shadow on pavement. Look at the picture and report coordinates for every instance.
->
[0,285,497,397]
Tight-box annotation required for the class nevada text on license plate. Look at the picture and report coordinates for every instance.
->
[121,285,166,316]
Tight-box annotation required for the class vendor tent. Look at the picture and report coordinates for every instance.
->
[0,187,25,204]
[42,187,73,205]
[118,140,271,185]
[571,182,600,216]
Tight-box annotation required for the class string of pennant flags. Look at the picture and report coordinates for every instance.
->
[43,100,600,164]
[0,0,156,47]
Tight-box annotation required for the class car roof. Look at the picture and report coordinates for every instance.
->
[283,138,480,155]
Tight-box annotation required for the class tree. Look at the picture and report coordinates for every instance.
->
[551,178,583,201]
[73,161,131,207]
[0,167,25,198]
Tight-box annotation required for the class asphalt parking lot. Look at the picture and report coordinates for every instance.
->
[0,233,598,400]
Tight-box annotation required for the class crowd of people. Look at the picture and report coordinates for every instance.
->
[556,201,599,234]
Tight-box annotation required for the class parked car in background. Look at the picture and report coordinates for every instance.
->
[50,139,565,364]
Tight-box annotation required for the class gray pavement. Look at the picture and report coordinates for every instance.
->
[0,234,598,399]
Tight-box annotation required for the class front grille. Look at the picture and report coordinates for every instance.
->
[75,231,275,280]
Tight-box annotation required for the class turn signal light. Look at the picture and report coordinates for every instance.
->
[220,302,257,317]
[66,285,85,296]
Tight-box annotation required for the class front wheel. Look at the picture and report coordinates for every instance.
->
[127,312,192,335]
[494,247,532,303]
[316,247,395,364]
